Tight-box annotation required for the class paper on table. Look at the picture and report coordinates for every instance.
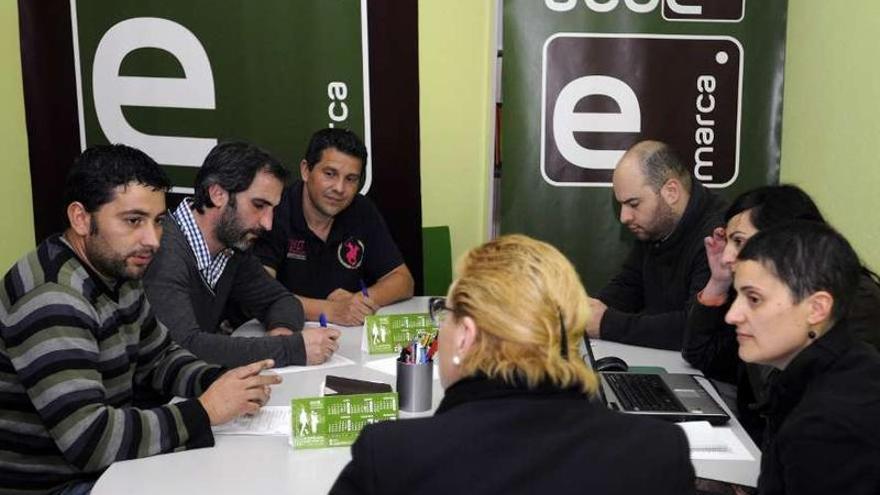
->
[676,421,754,461]
[213,406,290,436]
[363,356,440,381]
[677,421,724,450]
[270,353,355,375]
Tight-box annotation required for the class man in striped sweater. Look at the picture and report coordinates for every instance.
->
[0,145,281,494]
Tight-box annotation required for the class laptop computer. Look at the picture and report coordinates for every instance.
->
[579,336,730,425]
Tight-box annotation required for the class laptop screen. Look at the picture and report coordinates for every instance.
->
[579,335,608,405]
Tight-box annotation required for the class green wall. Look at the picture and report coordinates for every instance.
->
[418,0,495,264]
[781,1,880,270]
[0,2,34,272]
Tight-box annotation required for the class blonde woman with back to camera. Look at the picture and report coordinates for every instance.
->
[330,234,694,495]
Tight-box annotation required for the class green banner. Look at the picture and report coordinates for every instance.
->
[291,393,398,449]
[71,0,371,193]
[363,313,438,354]
[501,0,787,292]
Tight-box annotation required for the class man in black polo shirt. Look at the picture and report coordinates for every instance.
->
[254,128,414,325]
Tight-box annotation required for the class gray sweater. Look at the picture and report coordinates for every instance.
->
[144,219,306,367]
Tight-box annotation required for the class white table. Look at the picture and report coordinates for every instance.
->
[592,340,761,487]
[93,298,760,494]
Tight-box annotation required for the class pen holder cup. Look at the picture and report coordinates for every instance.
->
[396,359,434,413]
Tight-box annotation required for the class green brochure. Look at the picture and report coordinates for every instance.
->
[291,393,398,449]
[363,313,438,354]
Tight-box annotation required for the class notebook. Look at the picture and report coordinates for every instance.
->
[580,336,730,425]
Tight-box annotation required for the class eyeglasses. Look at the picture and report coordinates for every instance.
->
[429,296,454,327]
[428,298,569,359]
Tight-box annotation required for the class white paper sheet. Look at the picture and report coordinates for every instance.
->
[677,421,754,461]
[362,356,440,381]
[270,353,356,375]
[213,406,290,436]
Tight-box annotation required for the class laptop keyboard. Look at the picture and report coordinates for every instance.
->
[604,373,687,412]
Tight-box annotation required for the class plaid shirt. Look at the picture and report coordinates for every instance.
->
[172,198,233,290]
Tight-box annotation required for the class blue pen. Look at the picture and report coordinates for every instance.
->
[319,313,328,328]
[359,279,369,298]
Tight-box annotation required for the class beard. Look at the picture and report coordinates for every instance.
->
[84,224,155,281]
[643,200,679,242]
[215,195,265,251]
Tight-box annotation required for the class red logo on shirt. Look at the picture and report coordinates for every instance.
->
[287,239,307,260]
[338,238,365,270]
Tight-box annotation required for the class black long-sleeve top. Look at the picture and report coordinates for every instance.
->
[598,180,726,350]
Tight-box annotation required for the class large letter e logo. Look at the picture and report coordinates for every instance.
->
[93,17,217,167]
[553,75,641,170]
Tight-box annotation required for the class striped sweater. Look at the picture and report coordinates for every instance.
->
[0,235,223,494]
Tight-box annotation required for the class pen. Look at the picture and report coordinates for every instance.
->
[359,279,369,298]
[319,313,328,328]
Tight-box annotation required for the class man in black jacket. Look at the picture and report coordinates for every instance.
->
[586,140,725,350]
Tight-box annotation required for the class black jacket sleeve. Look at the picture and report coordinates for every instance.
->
[329,427,377,495]
[848,271,880,351]
[598,241,711,351]
[681,296,739,383]
[777,416,880,495]
[596,245,645,313]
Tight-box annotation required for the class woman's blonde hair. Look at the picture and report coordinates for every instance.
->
[448,234,598,394]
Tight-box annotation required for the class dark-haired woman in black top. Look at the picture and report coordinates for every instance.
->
[682,184,880,442]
